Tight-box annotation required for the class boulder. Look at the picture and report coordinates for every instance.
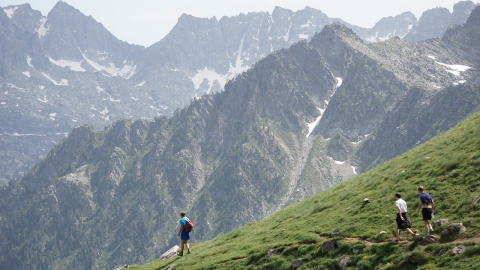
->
[406,252,425,265]
[265,249,281,258]
[433,219,450,228]
[321,240,338,254]
[451,245,467,255]
[440,223,466,242]
[160,245,180,260]
[416,235,437,245]
[291,259,303,269]
[336,256,351,270]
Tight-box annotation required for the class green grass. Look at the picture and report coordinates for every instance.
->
[131,112,480,269]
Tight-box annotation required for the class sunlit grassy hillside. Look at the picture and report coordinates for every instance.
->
[132,112,480,270]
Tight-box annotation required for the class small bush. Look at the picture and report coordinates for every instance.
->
[400,249,428,267]
[463,245,480,256]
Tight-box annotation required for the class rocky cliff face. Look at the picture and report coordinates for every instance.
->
[2,2,475,185]
[1,6,480,269]
[404,1,477,41]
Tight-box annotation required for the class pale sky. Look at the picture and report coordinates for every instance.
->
[1,0,479,47]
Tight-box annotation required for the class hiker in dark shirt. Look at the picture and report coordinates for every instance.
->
[177,212,191,256]
[417,186,435,237]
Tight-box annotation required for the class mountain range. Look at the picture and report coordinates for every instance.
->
[0,1,478,185]
[1,3,480,269]
[138,110,480,269]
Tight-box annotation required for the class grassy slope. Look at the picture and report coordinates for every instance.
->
[132,112,480,270]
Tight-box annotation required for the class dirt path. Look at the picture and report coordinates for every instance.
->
[341,234,480,247]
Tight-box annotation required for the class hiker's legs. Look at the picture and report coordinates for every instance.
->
[181,240,187,251]
[406,228,415,235]
[424,220,431,235]
[186,240,191,253]
[396,225,400,241]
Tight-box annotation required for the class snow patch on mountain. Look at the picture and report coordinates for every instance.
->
[42,73,68,86]
[328,156,345,165]
[79,49,136,79]
[365,31,396,43]
[284,22,293,42]
[22,71,31,77]
[453,80,467,85]
[4,7,18,18]
[100,107,109,115]
[298,34,309,39]
[26,55,33,67]
[230,35,248,74]
[37,18,49,39]
[7,83,25,91]
[306,77,343,138]
[191,67,227,94]
[38,95,48,103]
[336,77,343,88]
[306,107,323,138]
[135,81,146,87]
[49,57,86,72]
[300,21,312,28]
[106,93,120,102]
[268,15,274,32]
[96,84,105,93]
[435,61,472,76]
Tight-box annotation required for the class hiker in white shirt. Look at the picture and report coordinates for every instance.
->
[395,192,417,243]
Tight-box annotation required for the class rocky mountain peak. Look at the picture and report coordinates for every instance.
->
[2,3,480,269]
[4,3,42,34]
[404,1,477,41]
[466,5,480,26]
[48,1,81,16]
[321,22,361,39]
[310,22,365,75]
[272,6,294,18]
[452,1,478,24]
[442,6,480,53]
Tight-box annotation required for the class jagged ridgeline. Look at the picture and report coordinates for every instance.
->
[1,7,480,270]
[0,1,477,186]
[135,111,480,270]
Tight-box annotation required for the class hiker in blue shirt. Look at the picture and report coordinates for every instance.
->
[177,212,191,256]
[417,186,435,237]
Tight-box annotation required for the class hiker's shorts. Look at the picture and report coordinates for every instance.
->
[396,213,411,229]
[422,208,433,221]
[181,230,190,240]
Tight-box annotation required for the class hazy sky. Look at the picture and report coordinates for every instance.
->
[2,0,479,47]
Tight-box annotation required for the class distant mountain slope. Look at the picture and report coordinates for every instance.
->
[1,6,480,269]
[137,111,480,270]
[404,1,477,41]
[1,1,476,185]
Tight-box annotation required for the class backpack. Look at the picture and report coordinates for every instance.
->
[184,219,194,232]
